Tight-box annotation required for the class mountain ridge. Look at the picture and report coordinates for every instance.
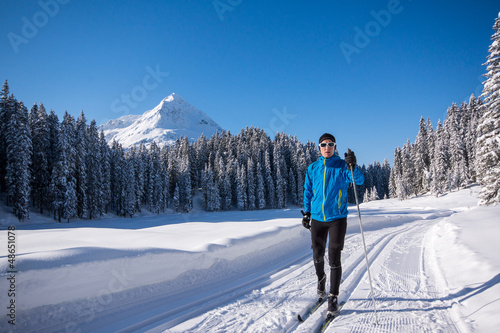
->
[100,93,222,148]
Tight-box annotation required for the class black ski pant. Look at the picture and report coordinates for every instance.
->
[310,217,347,296]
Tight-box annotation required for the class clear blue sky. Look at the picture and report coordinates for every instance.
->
[1,0,498,166]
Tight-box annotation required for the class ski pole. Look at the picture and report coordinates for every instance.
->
[350,166,379,325]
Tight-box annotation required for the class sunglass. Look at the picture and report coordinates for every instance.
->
[319,142,336,148]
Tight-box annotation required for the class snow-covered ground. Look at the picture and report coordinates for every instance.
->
[1,185,499,332]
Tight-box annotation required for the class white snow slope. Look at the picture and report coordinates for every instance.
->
[1,185,499,333]
[100,93,222,148]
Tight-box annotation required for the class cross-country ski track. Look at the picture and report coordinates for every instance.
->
[166,216,461,333]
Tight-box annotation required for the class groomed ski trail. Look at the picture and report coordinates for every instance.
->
[164,211,463,333]
[325,217,463,333]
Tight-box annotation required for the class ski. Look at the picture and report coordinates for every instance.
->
[315,301,346,333]
[297,297,327,322]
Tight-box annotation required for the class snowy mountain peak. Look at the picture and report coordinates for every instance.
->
[164,92,181,103]
[100,94,222,148]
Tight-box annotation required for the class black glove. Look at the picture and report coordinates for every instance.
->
[301,210,311,229]
[344,149,357,170]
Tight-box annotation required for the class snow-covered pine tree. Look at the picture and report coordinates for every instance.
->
[148,142,163,214]
[403,140,418,197]
[389,147,401,198]
[183,136,197,194]
[166,144,178,201]
[465,95,482,183]
[246,157,256,210]
[86,120,104,219]
[364,164,373,197]
[99,131,111,214]
[134,143,147,210]
[6,100,32,221]
[47,110,60,176]
[160,145,170,212]
[124,159,136,217]
[477,12,500,205]
[0,80,14,193]
[204,163,221,212]
[201,164,209,210]
[110,140,125,215]
[381,159,391,199]
[445,103,467,190]
[273,140,287,209]
[459,101,472,183]
[46,110,60,217]
[264,150,276,209]
[212,151,221,186]
[172,183,180,212]
[431,120,451,196]
[363,188,370,202]
[214,151,228,209]
[373,161,384,198]
[256,161,266,209]
[177,154,192,213]
[289,167,298,205]
[174,136,194,212]
[237,162,247,211]
[285,137,298,205]
[222,170,232,210]
[75,111,89,218]
[147,142,156,213]
[52,112,78,222]
[295,144,307,206]
[414,117,430,194]
[370,186,379,201]
[194,133,209,188]
[397,145,410,199]
[29,103,50,213]
[424,118,435,191]
[210,173,221,212]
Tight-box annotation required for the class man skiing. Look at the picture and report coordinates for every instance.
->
[302,133,364,316]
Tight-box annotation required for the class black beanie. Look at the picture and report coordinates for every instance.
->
[319,133,336,143]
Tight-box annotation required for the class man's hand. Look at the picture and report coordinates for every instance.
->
[301,210,311,229]
[344,149,357,170]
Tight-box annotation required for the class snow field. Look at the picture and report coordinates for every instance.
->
[0,211,312,332]
[1,185,499,332]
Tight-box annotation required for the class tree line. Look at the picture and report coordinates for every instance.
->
[389,96,483,200]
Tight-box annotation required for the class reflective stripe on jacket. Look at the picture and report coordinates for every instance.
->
[303,154,364,222]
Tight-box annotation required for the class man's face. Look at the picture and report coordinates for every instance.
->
[319,139,335,159]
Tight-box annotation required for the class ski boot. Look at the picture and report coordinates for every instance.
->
[327,294,339,317]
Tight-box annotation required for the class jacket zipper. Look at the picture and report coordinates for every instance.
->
[338,189,342,213]
[322,159,327,221]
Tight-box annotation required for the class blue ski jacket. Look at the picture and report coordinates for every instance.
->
[303,153,364,222]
